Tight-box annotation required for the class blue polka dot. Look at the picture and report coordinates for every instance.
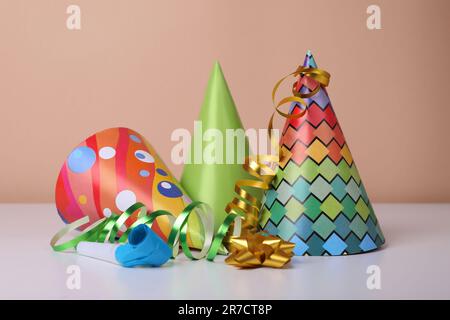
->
[139,170,150,177]
[67,146,96,173]
[157,181,183,198]
[129,134,141,143]
[134,150,154,163]
[156,168,168,176]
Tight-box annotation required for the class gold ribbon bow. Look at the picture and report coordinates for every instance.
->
[223,64,331,268]
[225,233,295,268]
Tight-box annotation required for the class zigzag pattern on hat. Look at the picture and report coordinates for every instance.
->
[260,51,385,256]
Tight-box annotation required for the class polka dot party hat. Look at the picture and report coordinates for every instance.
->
[55,127,204,249]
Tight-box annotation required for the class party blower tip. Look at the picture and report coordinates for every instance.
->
[76,224,172,267]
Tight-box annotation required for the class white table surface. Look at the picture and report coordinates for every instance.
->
[0,203,449,299]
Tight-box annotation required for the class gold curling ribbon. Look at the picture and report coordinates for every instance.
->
[224,64,330,268]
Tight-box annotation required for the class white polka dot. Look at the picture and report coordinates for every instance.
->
[103,208,112,217]
[99,147,116,160]
[120,225,127,232]
[134,150,154,163]
[115,190,137,212]
[161,182,172,189]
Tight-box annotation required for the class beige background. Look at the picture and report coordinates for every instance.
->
[0,0,449,203]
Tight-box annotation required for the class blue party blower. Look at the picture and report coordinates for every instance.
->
[76,224,172,267]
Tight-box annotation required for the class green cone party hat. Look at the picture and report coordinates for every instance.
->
[260,51,385,256]
[181,62,258,232]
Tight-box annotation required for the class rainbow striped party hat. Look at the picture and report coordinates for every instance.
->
[260,51,385,256]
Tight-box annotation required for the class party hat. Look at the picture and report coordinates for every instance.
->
[55,127,204,249]
[181,62,258,232]
[260,51,385,256]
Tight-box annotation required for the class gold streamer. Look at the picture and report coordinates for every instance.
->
[224,64,331,268]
